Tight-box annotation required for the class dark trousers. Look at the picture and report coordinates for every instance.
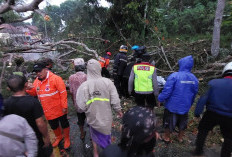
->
[37,143,53,157]
[134,93,156,109]
[76,112,86,126]
[195,111,232,157]
[48,114,69,130]
[122,77,129,98]
[114,75,124,97]
[101,67,110,78]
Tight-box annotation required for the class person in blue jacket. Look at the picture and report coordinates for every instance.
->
[193,62,232,157]
[158,55,198,143]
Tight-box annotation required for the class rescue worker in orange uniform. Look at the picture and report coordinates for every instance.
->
[26,61,70,149]
[98,52,111,78]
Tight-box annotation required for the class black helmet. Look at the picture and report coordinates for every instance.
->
[138,46,146,54]
[141,52,151,62]
[134,46,146,58]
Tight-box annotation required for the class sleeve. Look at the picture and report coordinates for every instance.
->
[32,98,44,119]
[105,59,110,68]
[158,74,176,102]
[22,118,38,157]
[68,76,74,94]
[76,83,89,112]
[152,69,159,96]
[56,76,68,109]
[26,80,37,96]
[191,77,199,105]
[109,81,121,112]
[113,54,120,74]
[194,89,209,117]
[128,67,135,95]
[0,94,3,107]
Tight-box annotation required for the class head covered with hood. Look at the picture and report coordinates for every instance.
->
[87,59,102,80]
[178,55,194,72]
[119,106,156,156]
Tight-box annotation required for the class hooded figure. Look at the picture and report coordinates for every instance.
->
[158,55,198,143]
[158,55,198,114]
[76,59,123,157]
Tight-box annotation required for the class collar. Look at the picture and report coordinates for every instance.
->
[224,76,232,79]
[46,71,50,79]
[39,71,50,84]
[134,62,154,67]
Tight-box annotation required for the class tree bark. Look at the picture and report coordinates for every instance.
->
[0,61,6,93]
[142,0,149,41]
[211,0,226,57]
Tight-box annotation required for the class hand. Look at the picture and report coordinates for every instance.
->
[194,116,201,121]
[117,111,123,118]
[157,101,161,107]
[62,108,68,114]
[155,132,162,140]
[26,82,34,90]
[43,136,51,147]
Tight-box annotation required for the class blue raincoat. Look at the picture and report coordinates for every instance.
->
[158,55,198,114]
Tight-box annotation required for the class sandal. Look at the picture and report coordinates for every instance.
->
[162,138,171,144]
[160,134,171,144]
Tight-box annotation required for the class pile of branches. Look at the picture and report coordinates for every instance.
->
[147,39,232,82]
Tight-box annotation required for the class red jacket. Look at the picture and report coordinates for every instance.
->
[27,71,68,120]
[99,57,110,68]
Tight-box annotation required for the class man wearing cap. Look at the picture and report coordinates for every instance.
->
[27,61,70,149]
[69,58,87,140]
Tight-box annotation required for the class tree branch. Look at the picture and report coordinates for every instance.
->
[10,0,43,13]
[112,17,131,47]
[9,13,34,23]
[54,40,99,58]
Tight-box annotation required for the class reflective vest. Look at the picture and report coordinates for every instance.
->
[134,63,155,92]
[99,57,110,68]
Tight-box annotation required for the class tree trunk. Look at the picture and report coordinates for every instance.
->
[0,61,6,93]
[211,0,226,57]
[142,0,149,42]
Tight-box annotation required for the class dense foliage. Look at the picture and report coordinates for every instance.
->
[30,0,231,54]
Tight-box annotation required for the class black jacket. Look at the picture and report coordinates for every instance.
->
[113,52,127,76]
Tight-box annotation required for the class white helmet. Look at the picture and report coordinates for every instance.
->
[74,58,85,66]
[222,62,232,76]
[119,45,128,53]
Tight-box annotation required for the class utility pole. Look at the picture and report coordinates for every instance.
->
[44,0,49,41]
[44,20,48,40]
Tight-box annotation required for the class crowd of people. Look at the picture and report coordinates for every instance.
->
[0,45,231,157]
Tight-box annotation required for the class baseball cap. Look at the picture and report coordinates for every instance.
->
[33,62,46,72]
[73,58,85,66]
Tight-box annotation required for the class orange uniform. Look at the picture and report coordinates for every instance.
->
[99,57,110,68]
[27,71,67,120]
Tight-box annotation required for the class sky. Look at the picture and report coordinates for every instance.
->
[38,0,111,8]
[25,0,111,23]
